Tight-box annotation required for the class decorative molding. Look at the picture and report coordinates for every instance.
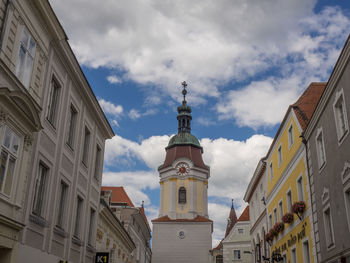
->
[24,134,33,150]
[0,109,8,124]
[341,161,350,184]
[321,187,330,206]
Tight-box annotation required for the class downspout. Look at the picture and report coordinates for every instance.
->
[301,133,318,263]
[0,0,10,46]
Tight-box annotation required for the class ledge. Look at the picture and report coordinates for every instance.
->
[53,226,68,238]
[29,214,49,228]
[72,236,83,246]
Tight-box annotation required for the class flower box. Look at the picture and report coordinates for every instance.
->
[282,212,294,224]
[273,222,285,233]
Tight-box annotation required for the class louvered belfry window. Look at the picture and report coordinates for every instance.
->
[179,187,186,204]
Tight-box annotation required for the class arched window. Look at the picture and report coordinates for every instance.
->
[178,187,186,204]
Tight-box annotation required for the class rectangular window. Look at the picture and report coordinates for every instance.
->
[74,196,83,238]
[287,190,292,212]
[0,126,19,196]
[238,229,244,234]
[279,201,283,221]
[303,240,311,263]
[47,78,61,127]
[15,26,36,88]
[66,105,77,148]
[233,250,241,260]
[316,130,326,168]
[88,208,95,245]
[288,124,294,147]
[346,189,350,231]
[278,145,282,166]
[94,145,102,180]
[56,181,68,228]
[32,163,48,217]
[269,214,272,228]
[282,254,287,263]
[324,208,335,248]
[291,248,296,263]
[297,176,304,201]
[270,162,273,180]
[274,208,277,223]
[333,92,348,141]
[82,127,90,166]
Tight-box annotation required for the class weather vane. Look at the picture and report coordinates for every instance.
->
[181,81,187,103]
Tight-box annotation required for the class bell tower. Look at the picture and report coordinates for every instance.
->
[152,82,212,263]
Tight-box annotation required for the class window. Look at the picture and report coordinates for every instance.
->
[316,129,326,168]
[88,208,95,245]
[47,78,61,127]
[333,90,348,141]
[32,163,49,217]
[216,255,223,263]
[287,190,292,212]
[15,26,36,88]
[0,126,19,196]
[73,196,83,238]
[66,105,77,148]
[288,124,294,147]
[345,189,350,232]
[270,162,273,180]
[273,208,277,223]
[82,127,90,165]
[323,207,335,248]
[282,253,287,263]
[94,145,102,180]
[302,240,311,263]
[278,145,282,167]
[269,214,272,228]
[279,201,283,221]
[297,176,304,201]
[238,229,244,234]
[178,187,186,204]
[291,248,297,263]
[233,250,241,260]
[56,181,68,228]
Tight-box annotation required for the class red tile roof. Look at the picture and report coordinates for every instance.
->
[237,206,249,222]
[292,82,326,130]
[152,215,213,223]
[213,240,223,251]
[101,186,134,207]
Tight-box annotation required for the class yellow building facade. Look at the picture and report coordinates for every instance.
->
[265,83,326,263]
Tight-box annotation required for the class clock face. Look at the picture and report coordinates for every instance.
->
[176,162,190,176]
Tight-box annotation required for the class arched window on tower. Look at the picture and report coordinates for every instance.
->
[178,187,186,204]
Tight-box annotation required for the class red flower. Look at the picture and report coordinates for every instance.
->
[292,201,306,214]
[273,222,285,233]
[282,212,294,224]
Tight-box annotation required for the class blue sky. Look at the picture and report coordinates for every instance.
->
[50,0,350,246]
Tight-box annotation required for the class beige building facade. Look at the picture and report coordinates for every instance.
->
[0,0,114,262]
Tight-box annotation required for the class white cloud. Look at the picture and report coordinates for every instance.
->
[98,99,123,117]
[50,1,350,128]
[128,109,141,120]
[107,75,122,84]
[111,119,119,127]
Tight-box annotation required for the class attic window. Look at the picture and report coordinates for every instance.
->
[178,187,186,204]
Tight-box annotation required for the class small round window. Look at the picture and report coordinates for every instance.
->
[178,231,185,239]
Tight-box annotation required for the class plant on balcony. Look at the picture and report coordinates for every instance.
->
[265,230,274,245]
[273,222,285,234]
[292,201,306,219]
[282,212,294,224]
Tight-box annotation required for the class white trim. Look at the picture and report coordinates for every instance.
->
[278,199,283,221]
[322,204,336,251]
[296,173,304,202]
[332,88,349,144]
[302,237,311,263]
[288,123,294,149]
[278,144,282,168]
[286,188,292,213]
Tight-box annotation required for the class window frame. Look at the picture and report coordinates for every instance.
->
[88,207,96,246]
[269,162,273,181]
[297,174,304,201]
[233,249,241,260]
[56,180,68,229]
[277,145,282,167]
[323,205,335,250]
[94,143,102,180]
[15,25,36,89]
[32,161,49,218]
[178,187,186,204]
[288,123,294,148]
[82,126,91,166]
[66,104,78,149]
[286,189,292,213]
[73,195,84,239]
[333,89,349,144]
[315,128,326,169]
[46,76,61,128]
[278,200,283,221]
[302,239,311,263]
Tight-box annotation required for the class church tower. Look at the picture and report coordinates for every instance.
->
[152,82,212,263]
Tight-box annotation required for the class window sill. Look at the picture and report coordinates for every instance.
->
[29,214,49,228]
[53,226,68,238]
[86,244,96,253]
[327,242,336,251]
[337,129,349,146]
[72,236,83,246]
[318,161,326,173]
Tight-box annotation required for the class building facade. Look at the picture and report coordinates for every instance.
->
[0,1,114,262]
[152,82,212,263]
[101,187,152,263]
[243,159,269,263]
[96,198,136,263]
[304,36,350,263]
[265,83,325,263]
[222,206,251,263]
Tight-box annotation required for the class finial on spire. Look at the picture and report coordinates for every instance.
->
[231,198,234,207]
[181,81,187,103]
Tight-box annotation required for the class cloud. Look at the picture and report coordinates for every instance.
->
[129,109,141,120]
[50,1,349,127]
[98,99,123,117]
[107,75,122,84]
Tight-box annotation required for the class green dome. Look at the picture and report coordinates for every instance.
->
[166,132,202,149]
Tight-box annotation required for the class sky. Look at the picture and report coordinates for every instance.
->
[50,0,350,247]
